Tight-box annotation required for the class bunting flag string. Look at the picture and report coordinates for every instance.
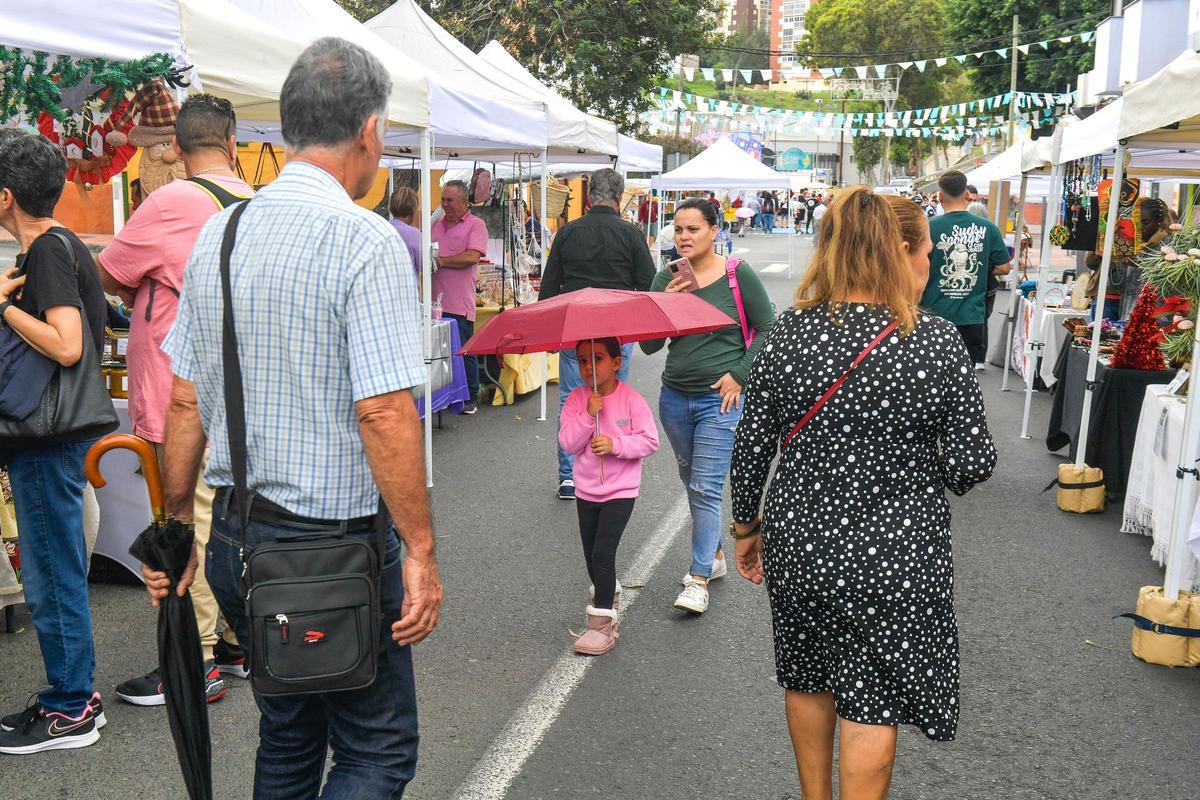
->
[677,29,1095,84]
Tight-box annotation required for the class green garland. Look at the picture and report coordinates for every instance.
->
[1139,219,1200,364]
[0,46,180,124]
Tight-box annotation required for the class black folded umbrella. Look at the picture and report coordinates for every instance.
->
[129,520,212,800]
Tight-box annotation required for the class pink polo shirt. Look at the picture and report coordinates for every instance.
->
[431,211,488,322]
[99,175,253,442]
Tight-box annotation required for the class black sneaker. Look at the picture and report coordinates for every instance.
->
[2,692,104,732]
[116,668,164,706]
[204,661,227,704]
[0,703,99,754]
[461,400,478,415]
[213,638,249,679]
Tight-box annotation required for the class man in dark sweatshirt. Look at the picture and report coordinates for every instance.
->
[538,167,657,499]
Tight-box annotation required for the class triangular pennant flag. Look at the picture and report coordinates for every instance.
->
[740,69,753,83]
[854,113,864,124]
[955,55,967,64]
[914,60,927,72]
[836,114,846,125]
[819,68,836,79]
[684,67,695,81]
[936,57,949,67]
[1057,35,1072,43]
[1081,31,1094,43]
[867,113,876,125]
[957,103,967,115]
[899,61,913,70]
[1017,44,1030,55]
[832,67,845,76]
[721,69,734,82]
[995,48,1009,58]
[760,69,773,82]
[672,90,682,103]
[972,52,984,59]
[874,64,888,79]
[1002,92,1013,105]
[902,110,912,124]
[1039,39,1050,49]
[855,65,869,79]
[701,68,714,80]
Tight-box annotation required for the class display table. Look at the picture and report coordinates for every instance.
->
[1011,298,1077,387]
[1121,385,1200,588]
[1046,345,1175,499]
[474,305,560,406]
[417,320,470,418]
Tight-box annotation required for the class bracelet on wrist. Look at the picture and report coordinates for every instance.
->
[729,517,762,540]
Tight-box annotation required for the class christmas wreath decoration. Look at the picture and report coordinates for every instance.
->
[1138,217,1200,366]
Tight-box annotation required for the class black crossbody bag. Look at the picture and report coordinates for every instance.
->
[219,201,387,696]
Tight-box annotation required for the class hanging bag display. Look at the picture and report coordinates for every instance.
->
[1115,586,1200,667]
[218,201,388,697]
[0,233,118,442]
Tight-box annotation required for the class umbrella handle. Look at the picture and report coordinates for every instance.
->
[85,434,167,525]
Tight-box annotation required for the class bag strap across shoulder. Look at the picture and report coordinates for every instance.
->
[781,320,900,452]
[725,257,754,349]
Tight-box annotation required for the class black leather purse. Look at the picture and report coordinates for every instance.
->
[218,202,386,696]
[0,232,118,443]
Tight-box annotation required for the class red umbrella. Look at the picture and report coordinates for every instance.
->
[459,287,736,356]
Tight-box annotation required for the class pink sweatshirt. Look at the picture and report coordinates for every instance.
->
[558,381,660,503]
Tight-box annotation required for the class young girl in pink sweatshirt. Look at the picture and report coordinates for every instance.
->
[558,337,659,655]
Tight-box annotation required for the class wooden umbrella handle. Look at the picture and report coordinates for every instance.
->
[85,434,166,525]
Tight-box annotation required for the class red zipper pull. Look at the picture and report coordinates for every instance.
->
[276,613,289,644]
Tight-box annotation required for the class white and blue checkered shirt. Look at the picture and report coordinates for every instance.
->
[163,162,424,519]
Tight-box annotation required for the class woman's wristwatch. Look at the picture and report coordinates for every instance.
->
[729,517,762,540]
[0,299,13,326]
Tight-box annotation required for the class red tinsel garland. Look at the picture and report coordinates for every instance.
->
[1110,283,1166,371]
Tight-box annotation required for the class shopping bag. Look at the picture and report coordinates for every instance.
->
[1116,586,1200,667]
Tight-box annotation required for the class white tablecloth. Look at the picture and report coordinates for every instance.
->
[1122,385,1200,589]
[1011,297,1076,387]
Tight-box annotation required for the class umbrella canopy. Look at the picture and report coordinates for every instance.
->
[459,287,737,356]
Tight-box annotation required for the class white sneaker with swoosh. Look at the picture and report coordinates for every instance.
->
[0,705,100,754]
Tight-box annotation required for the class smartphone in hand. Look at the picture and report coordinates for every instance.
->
[666,257,699,292]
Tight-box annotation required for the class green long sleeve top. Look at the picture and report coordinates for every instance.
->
[639,262,776,394]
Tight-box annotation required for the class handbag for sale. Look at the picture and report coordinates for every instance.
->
[219,202,387,696]
[1045,463,1105,513]
[1115,586,1200,667]
[0,233,118,443]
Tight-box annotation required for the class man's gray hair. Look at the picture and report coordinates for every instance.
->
[442,179,469,198]
[588,168,624,205]
[279,37,391,151]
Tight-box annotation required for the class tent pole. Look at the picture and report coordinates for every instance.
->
[1164,323,1200,598]
[1074,143,1126,467]
[1001,175,1029,392]
[420,129,434,488]
[787,188,794,279]
[538,149,549,422]
[1020,163,1062,439]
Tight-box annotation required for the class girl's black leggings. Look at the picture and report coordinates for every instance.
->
[575,497,635,609]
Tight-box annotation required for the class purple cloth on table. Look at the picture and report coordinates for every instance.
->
[390,218,423,281]
[416,319,470,418]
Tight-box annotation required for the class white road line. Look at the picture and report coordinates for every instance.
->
[761,263,790,273]
[733,247,750,254]
[449,495,691,800]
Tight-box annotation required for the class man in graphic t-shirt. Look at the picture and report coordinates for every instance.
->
[919,170,1011,369]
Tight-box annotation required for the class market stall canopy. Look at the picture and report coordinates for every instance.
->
[617,134,663,174]
[0,0,308,129]
[229,0,547,153]
[1055,96,1200,177]
[652,137,792,191]
[477,40,619,157]
[1118,48,1200,148]
[962,138,1054,198]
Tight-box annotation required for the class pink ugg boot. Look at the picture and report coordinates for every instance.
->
[587,580,622,611]
[573,606,619,656]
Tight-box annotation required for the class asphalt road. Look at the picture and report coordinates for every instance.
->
[2,230,1198,799]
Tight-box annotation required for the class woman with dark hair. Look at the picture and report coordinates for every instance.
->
[729,186,995,798]
[0,131,114,754]
[641,197,775,615]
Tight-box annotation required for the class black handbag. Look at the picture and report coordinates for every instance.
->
[0,232,118,442]
[218,201,387,696]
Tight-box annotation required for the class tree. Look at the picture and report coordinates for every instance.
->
[398,0,721,133]
[853,137,885,185]
[335,0,389,20]
[700,27,772,76]
[942,1,1107,97]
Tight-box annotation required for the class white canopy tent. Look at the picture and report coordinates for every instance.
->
[617,134,664,175]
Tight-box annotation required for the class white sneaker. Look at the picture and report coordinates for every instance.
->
[682,554,727,585]
[674,578,709,614]
[975,362,987,371]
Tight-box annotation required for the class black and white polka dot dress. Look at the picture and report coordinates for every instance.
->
[730,303,996,742]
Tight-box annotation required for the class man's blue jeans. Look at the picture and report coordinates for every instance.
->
[7,439,97,715]
[206,497,417,799]
[658,386,742,577]
[557,344,634,483]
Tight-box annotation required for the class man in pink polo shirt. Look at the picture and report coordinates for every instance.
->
[431,179,488,414]
[97,94,253,707]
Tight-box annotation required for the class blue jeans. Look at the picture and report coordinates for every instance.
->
[446,313,479,400]
[6,439,97,715]
[207,498,417,799]
[761,212,776,233]
[658,386,742,577]
[557,343,634,482]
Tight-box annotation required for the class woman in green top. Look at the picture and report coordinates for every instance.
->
[641,197,776,615]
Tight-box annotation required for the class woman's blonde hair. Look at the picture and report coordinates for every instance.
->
[794,185,918,334]
[389,185,419,220]
[883,194,928,254]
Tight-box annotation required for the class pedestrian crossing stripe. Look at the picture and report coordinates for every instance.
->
[761,263,790,273]
[733,247,750,254]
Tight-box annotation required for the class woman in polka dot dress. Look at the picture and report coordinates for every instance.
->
[729,188,996,799]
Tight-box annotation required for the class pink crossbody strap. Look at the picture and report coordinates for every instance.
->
[725,257,754,349]
[780,320,900,452]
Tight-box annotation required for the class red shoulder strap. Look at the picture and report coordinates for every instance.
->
[781,320,900,452]
[725,257,753,349]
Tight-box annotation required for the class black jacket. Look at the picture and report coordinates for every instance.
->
[538,206,657,299]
